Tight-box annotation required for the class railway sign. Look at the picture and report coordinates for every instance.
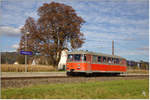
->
[20,51,33,55]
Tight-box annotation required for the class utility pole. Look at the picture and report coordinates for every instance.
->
[25,32,29,72]
[0,49,1,100]
[112,40,114,56]
[5,49,8,64]
[0,49,1,71]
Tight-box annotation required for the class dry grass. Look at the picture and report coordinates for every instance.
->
[1,64,55,72]
[1,64,149,73]
[127,69,149,74]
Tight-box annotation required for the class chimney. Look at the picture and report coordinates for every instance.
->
[112,40,114,55]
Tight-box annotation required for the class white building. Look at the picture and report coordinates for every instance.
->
[58,49,68,70]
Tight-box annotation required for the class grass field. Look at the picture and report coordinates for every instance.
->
[1,79,149,99]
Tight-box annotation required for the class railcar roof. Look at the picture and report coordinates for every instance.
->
[68,50,125,59]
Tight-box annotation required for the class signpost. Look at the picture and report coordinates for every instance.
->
[20,51,33,55]
[20,51,33,72]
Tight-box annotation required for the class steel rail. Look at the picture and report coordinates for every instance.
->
[1,76,68,80]
[1,74,148,80]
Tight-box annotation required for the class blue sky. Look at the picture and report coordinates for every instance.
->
[0,0,149,62]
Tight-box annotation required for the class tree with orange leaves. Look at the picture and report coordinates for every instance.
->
[19,2,85,68]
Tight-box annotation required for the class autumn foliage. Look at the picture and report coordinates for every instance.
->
[19,2,85,67]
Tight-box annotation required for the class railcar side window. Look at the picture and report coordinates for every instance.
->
[114,58,117,64]
[116,58,120,64]
[98,56,102,63]
[74,54,81,61]
[114,58,120,64]
[83,54,86,61]
[120,59,126,65]
[108,57,112,64]
[103,56,107,63]
[122,60,126,65]
[120,59,123,65]
[81,54,86,61]
[67,54,73,62]
[112,58,114,64]
[92,55,97,63]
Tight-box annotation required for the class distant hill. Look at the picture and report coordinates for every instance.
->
[1,52,46,64]
[1,52,20,64]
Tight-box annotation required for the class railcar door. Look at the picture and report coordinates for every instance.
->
[86,54,92,73]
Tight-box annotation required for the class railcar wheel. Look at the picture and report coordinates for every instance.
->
[67,72,72,76]
[112,73,120,76]
[85,73,92,77]
[115,73,120,76]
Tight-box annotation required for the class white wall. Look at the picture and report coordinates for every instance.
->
[58,49,68,70]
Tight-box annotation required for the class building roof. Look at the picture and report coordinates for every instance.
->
[68,50,125,59]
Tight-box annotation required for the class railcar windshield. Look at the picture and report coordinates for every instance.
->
[67,54,86,62]
[67,54,73,62]
[74,54,81,61]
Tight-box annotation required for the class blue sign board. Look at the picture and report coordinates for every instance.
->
[20,51,33,55]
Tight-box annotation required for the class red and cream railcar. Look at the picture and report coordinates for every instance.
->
[66,50,127,76]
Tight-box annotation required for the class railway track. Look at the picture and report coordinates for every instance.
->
[1,76,68,80]
[2,74,148,89]
[1,74,148,80]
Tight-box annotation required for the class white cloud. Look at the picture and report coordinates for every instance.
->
[83,30,129,42]
[119,50,149,56]
[12,44,19,49]
[136,46,149,51]
[126,0,148,3]
[0,26,21,36]
[0,0,148,61]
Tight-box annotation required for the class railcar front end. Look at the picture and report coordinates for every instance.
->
[66,54,89,75]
